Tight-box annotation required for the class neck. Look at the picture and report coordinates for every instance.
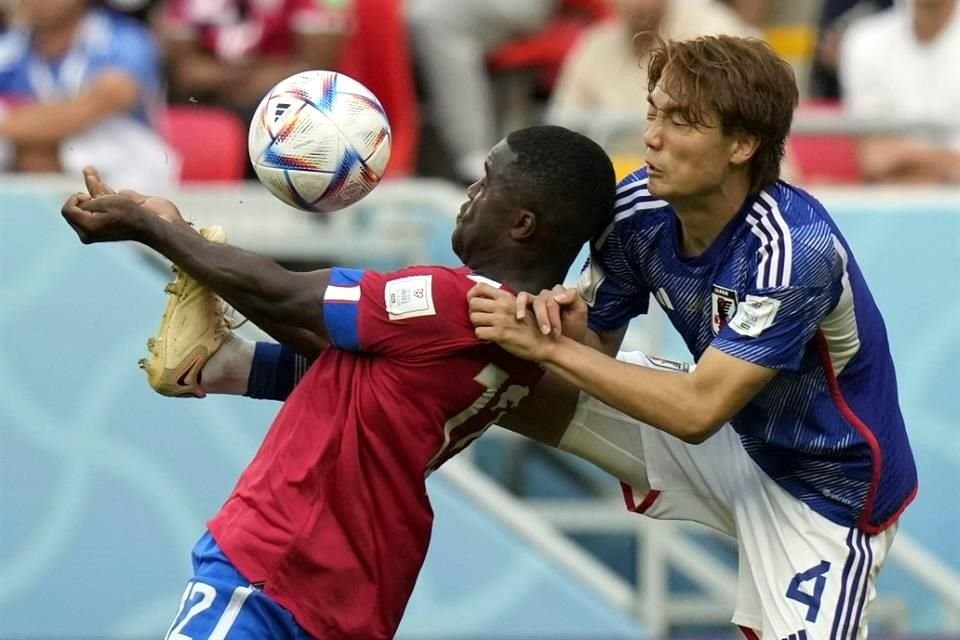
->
[468,248,571,294]
[34,13,85,60]
[914,3,954,43]
[670,174,752,257]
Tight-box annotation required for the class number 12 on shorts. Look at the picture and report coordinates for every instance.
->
[165,581,254,640]
[786,560,831,623]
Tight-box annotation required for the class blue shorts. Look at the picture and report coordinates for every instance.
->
[164,531,312,640]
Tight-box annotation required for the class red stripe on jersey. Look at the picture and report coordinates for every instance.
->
[814,331,915,533]
[621,482,661,514]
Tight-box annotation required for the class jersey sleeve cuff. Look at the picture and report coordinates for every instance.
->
[324,267,365,351]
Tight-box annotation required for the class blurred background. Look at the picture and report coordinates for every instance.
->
[1,0,958,638]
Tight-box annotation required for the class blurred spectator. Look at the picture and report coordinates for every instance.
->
[550,0,756,147]
[100,0,164,25]
[721,0,772,28]
[159,0,350,118]
[810,0,893,100]
[407,0,558,184]
[840,0,960,183]
[550,0,804,182]
[0,0,175,189]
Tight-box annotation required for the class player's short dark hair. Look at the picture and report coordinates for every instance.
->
[502,125,616,258]
[647,35,799,193]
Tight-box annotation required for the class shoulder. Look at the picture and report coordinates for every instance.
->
[614,168,671,216]
[747,183,842,287]
[375,265,480,302]
[595,167,672,248]
[383,264,474,285]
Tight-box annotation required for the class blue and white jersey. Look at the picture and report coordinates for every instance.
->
[582,167,917,532]
[0,9,161,124]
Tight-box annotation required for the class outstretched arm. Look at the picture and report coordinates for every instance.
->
[143,218,333,341]
[62,194,334,343]
[470,284,776,444]
[79,167,331,367]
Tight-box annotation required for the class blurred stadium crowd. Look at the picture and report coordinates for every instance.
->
[1,3,958,639]
[1,0,958,192]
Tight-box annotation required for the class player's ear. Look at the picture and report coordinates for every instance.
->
[730,133,760,168]
[510,209,537,241]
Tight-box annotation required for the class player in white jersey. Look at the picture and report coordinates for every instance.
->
[468,35,917,639]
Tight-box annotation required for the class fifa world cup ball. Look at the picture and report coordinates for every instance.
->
[248,70,392,212]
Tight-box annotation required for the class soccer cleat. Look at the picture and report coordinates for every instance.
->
[139,225,229,398]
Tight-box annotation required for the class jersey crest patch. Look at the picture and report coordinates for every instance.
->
[729,294,781,337]
[711,285,739,335]
[385,275,436,320]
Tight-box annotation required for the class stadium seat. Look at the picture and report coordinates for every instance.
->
[159,106,247,183]
[790,101,863,184]
[338,0,419,177]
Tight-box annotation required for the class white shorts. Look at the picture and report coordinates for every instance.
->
[561,351,897,640]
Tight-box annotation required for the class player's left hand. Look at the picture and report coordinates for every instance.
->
[61,193,154,244]
[468,283,558,362]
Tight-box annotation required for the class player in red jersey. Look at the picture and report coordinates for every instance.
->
[60,125,616,640]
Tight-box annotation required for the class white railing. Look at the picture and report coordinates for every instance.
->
[888,534,960,629]
[440,457,637,611]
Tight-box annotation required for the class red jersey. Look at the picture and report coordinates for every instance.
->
[162,0,351,61]
[207,265,544,639]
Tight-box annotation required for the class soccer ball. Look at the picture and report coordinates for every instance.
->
[248,70,392,213]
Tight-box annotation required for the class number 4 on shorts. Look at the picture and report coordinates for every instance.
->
[786,560,831,623]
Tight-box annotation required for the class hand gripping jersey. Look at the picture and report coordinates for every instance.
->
[581,168,917,533]
[207,266,543,640]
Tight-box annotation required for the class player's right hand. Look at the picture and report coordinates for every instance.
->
[81,165,191,229]
[61,193,151,244]
[515,286,584,340]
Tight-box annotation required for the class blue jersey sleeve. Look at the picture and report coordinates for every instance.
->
[323,267,366,351]
[712,215,843,370]
[582,172,654,334]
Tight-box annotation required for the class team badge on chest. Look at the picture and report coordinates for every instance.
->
[710,284,739,335]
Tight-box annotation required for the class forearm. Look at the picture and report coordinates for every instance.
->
[141,218,325,337]
[859,138,960,183]
[542,338,717,443]
[0,100,101,143]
